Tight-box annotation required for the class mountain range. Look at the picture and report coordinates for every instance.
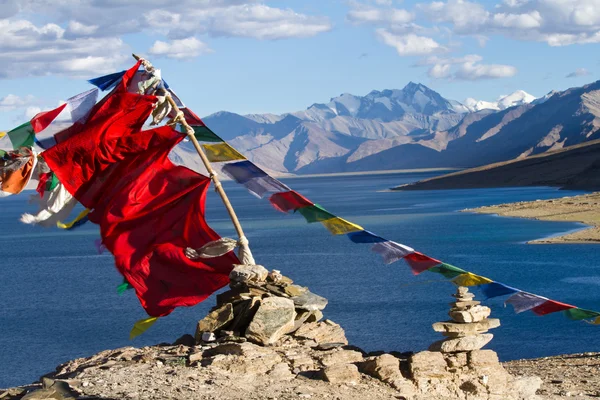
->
[172,80,600,175]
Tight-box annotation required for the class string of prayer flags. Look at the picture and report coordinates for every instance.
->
[201,143,246,162]
[269,191,313,213]
[297,204,336,223]
[0,104,67,150]
[130,317,158,340]
[184,125,222,143]
[564,308,600,321]
[452,272,493,287]
[404,252,443,275]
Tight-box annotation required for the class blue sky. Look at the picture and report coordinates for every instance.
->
[0,0,597,128]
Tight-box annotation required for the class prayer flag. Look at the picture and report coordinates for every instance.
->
[222,160,290,198]
[427,263,467,279]
[347,230,386,244]
[452,273,493,287]
[321,217,363,235]
[88,70,126,91]
[34,88,99,150]
[371,241,414,264]
[564,308,600,321]
[297,204,336,223]
[269,191,313,213]
[531,300,575,316]
[0,104,66,150]
[202,143,246,162]
[130,317,158,340]
[505,292,547,314]
[0,148,37,197]
[21,182,78,227]
[184,125,222,143]
[479,282,519,299]
[403,252,442,275]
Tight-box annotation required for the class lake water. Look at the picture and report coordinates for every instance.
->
[1,171,598,388]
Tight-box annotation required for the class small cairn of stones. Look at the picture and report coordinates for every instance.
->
[429,286,500,353]
[194,264,337,346]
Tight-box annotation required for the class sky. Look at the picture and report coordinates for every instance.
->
[0,0,598,128]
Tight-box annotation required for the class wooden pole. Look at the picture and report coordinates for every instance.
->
[133,54,253,261]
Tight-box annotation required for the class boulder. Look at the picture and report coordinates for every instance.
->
[433,319,500,336]
[429,333,493,353]
[268,362,295,381]
[245,297,296,345]
[202,342,282,375]
[322,363,361,385]
[228,297,260,333]
[293,320,348,346]
[468,349,499,367]
[359,354,402,383]
[410,351,449,379]
[319,350,363,367]
[195,303,234,341]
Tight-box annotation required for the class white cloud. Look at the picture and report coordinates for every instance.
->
[149,37,213,59]
[422,54,517,80]
[491,11,542,28]
[377,29,443,55]
[24,107,42,119]
[418,0,490,34]
[347,5,413,24]
[0,94,37,111]
[566,67,591,78]
[67,21,98,36]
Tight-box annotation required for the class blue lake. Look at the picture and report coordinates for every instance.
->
[1,171,598,388]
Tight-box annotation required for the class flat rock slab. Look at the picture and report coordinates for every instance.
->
[449,305,491,323]
[245,297,296,345]
[294,320,348,346]
[322,363,361,385]
[429,333,494,353]
[320,350,363,367]
[195,303,234,340]
[292,291,328,311]
[433,318,500,334]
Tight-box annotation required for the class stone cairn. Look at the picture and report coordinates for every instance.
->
[429,286,500,353]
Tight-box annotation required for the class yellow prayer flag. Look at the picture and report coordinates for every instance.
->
[594,316,600,325]
[57,209,90,230]
[130,317,159,340]
[202,143,246,162]
[0,132,6,139]
[321,217,364,235]
[452,272,493,287]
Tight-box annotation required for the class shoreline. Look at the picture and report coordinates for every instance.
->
[462,192,600,244]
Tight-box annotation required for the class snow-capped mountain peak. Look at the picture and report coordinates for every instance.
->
[463,90,537,112]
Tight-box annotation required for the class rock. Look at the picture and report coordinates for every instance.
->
[359,354,402,383]
[292,291,328,311]
[315,342,345,351]
[294,320,348,346]
[433,319,500,336]
[290,310,313,333]
[449,305,491,323]
[245,297,296,345]
[188,351,203,365]
[173,334,195,347]
[21,380,77,400]
[468,349,499,367]
[201,332,217,342]
[319,350,363,367]
[306,310,323,323]
[410,351,449,379]
[513,376,543,399]
[445,352,468,368]
[322,363,361,385]
[268,362,295,381]
[267,269,283,284]
[228,297,261,333]
[202,342,282,375]
[229,264,269,285]
[429,333,493,353]
[195,303,234,341]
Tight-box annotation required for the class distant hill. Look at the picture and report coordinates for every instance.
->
[392,139,600,191]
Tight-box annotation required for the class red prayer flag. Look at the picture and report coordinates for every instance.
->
[183,108,204,125]
[269,190,313,213]
[403,251,442,275]
[88,135,238,316]
[531,300,575,316]
[30,103,67,133]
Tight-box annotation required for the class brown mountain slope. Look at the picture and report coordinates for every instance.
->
[393,138,600,191]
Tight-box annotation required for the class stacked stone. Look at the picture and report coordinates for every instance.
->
[429,286,500,353]
[194,264,335,346]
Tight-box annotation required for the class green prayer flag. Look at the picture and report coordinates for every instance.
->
[46,173,59,192]
[180,125,223,143]
[117,279,133,295]
[297,204,336,223]
[5,122,35,149]
[564,308,600,321]
[428,263,466,279]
